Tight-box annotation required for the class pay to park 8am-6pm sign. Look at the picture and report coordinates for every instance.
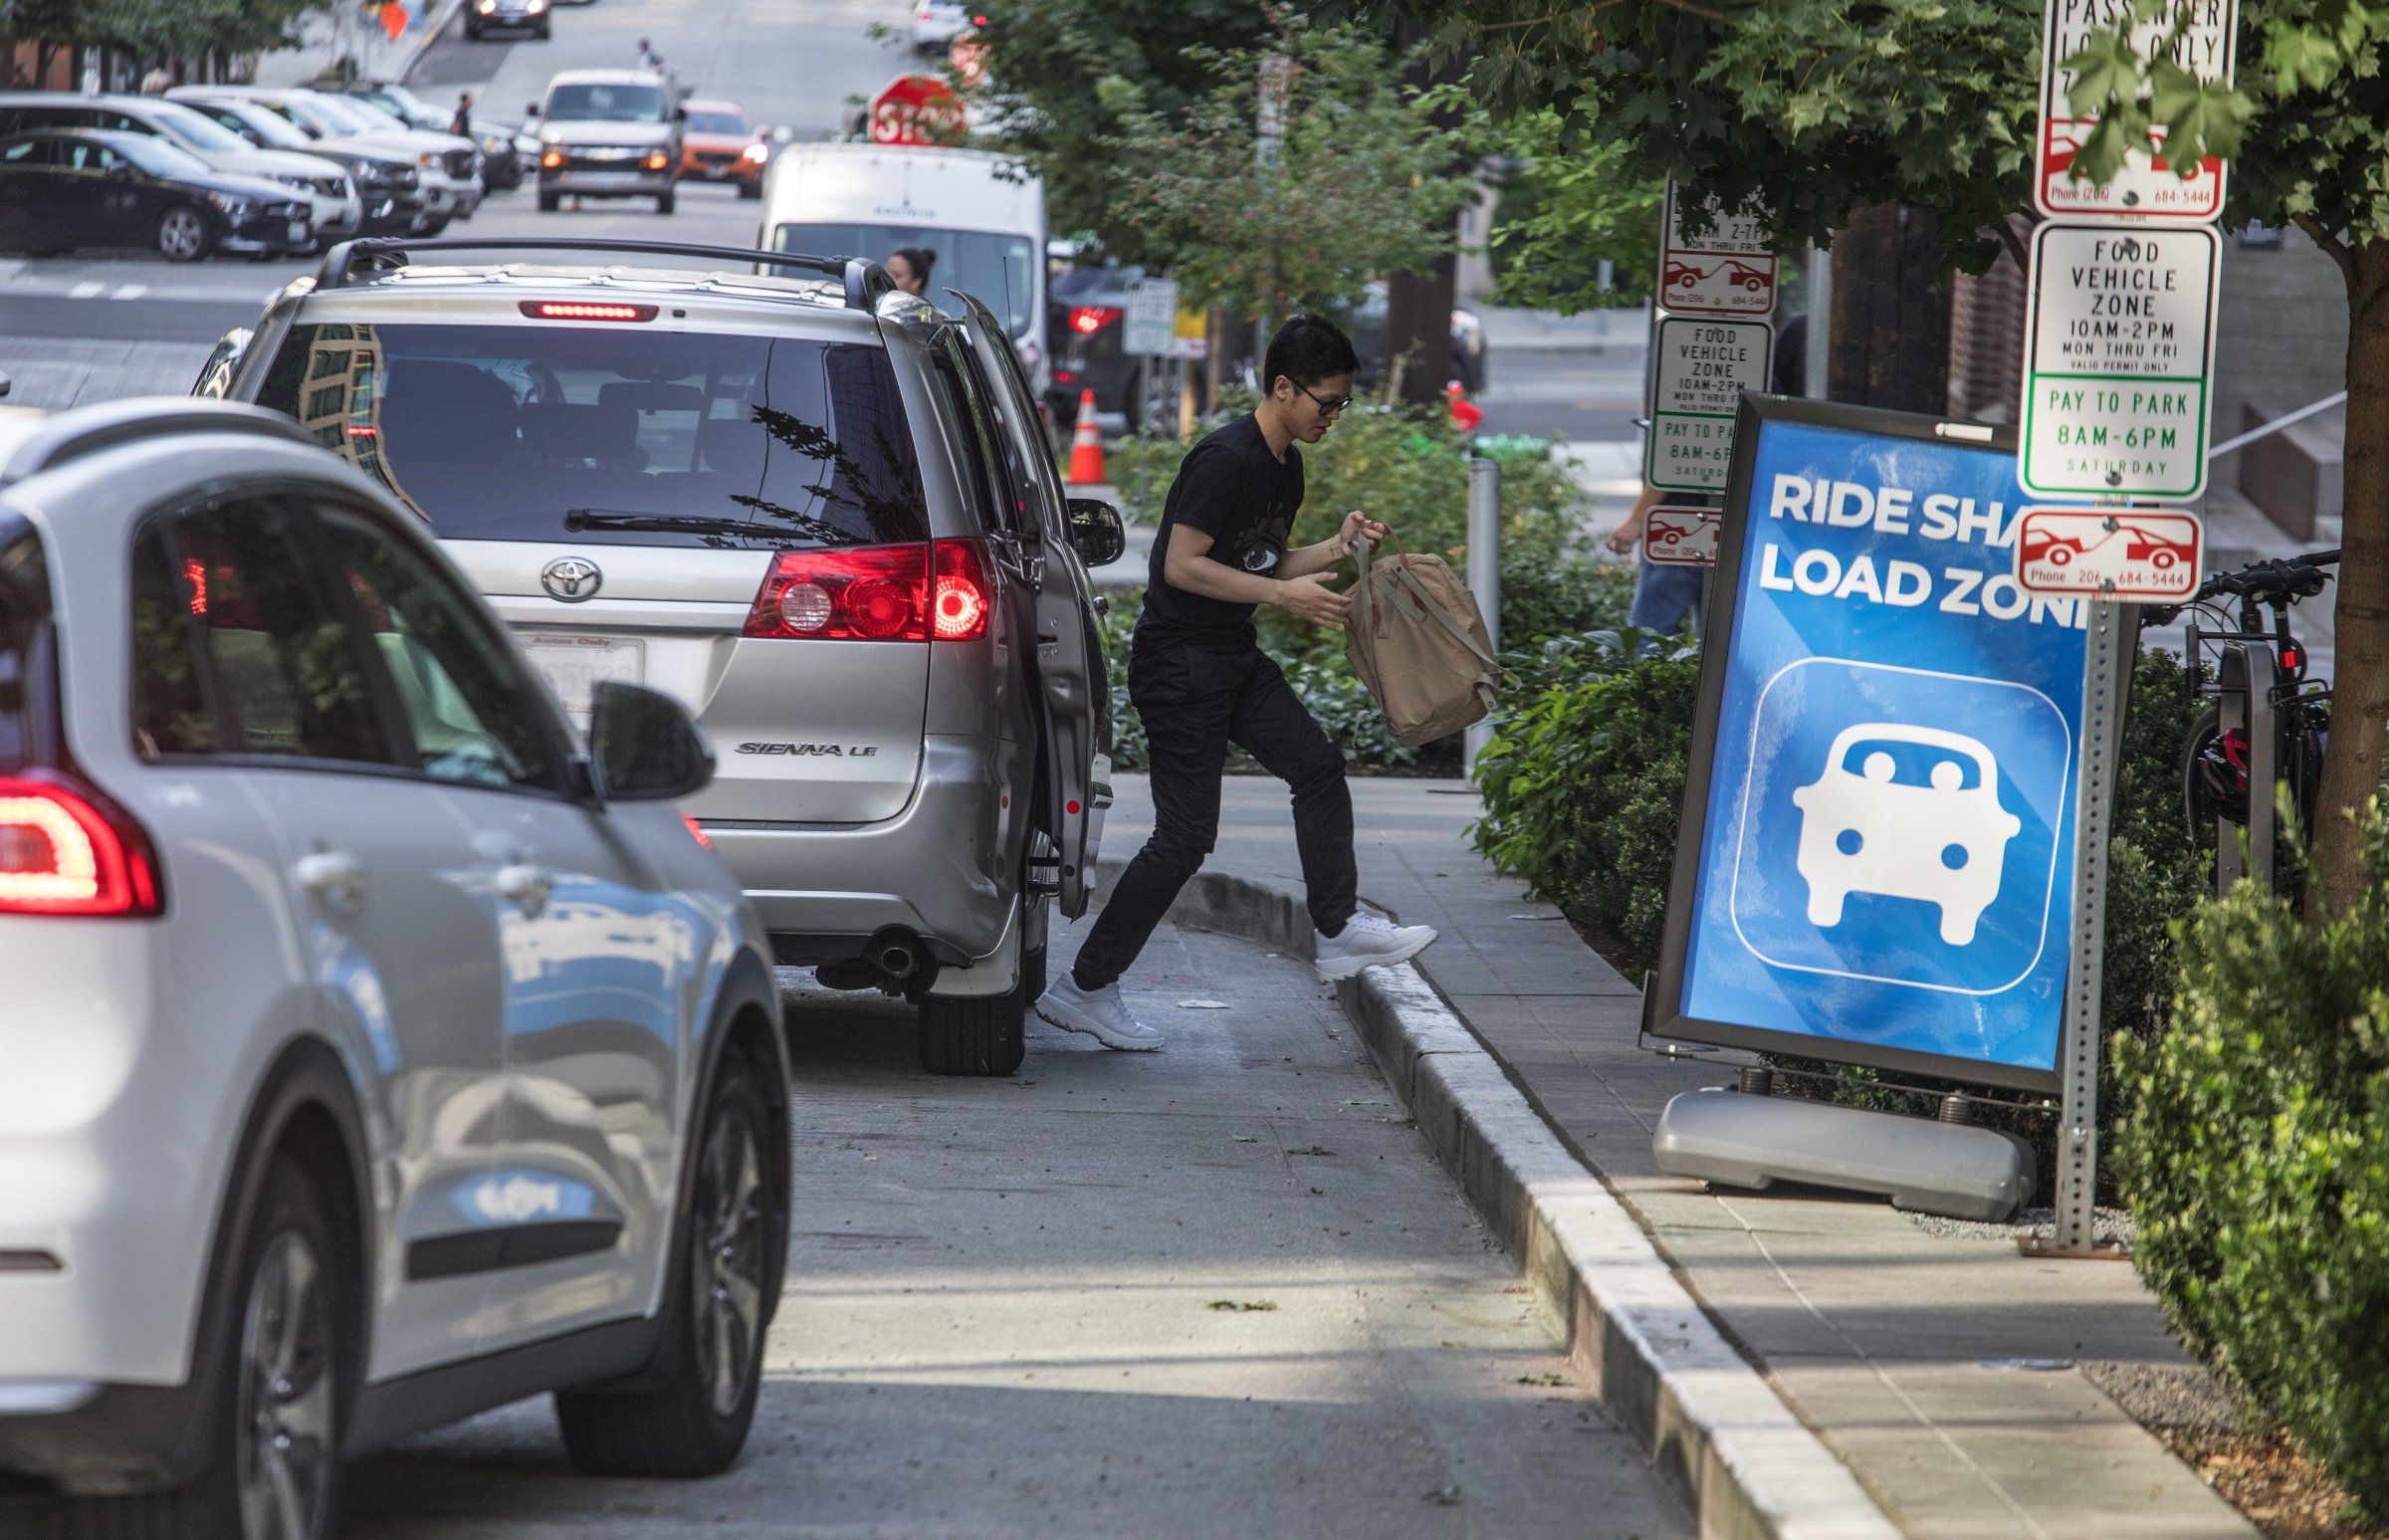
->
[1648,397,2089,1093]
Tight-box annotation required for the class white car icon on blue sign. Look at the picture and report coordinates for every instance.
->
[1790,723,2022,947]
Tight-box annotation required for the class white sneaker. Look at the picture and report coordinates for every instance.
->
[1313,910,1437,982]
[1034,975,1167,1051]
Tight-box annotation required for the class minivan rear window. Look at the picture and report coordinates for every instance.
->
[256,323,929,550]
[0,522,52,768]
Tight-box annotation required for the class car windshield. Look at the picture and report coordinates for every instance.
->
[546,84,668,122]
[340,98,411,133]
[256,323,929,550]
[687,110,749,134]
[111,134,211,178]
[1840,738,1985,790]
[774,222,1035,338]
[297,96,380,134]
[142,101,252,153]
[0,522,48,770]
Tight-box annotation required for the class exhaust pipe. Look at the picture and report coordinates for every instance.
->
[868,927,927,985]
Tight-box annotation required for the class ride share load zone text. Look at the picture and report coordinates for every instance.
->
[1672,409,2088,1086]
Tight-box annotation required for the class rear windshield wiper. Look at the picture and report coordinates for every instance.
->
[563,509,773,540]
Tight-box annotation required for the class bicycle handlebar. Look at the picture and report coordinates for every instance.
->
[2140,548,2339,625]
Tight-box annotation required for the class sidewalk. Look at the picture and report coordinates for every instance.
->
[1091,771,2255,1540]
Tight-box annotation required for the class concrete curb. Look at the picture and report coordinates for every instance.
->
[1100,857,1901,1540]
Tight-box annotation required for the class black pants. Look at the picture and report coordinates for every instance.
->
[1072,641,1355,990]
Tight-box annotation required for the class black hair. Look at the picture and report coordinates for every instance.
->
[1262,314,1358,397]
[891,246,936,282]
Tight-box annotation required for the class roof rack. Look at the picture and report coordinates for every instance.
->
[312,237,896,313]
[0,399,310,489]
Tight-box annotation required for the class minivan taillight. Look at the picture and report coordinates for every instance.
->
[1069,306,1123,335]
[744,540,991,643]
[0,775,161,918]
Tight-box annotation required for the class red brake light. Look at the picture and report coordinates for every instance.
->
[743,542,992,643]
[517,302,659,322]
[2280,643,2303,672]
[0,776,161,918]
[932,539,990,640]
[1069,306,1122,335]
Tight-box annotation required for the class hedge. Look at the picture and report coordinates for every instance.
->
[2114,807,2389,1520]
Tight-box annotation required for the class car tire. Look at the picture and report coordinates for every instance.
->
[155,204,213,263]
[916,927,1039,1078]
[656,190,675,215]
[537,23,550,37]
[418,214,452,236]
[553,1051,779,1479]
[738,178,761,200]
[538,188,560,212]
[56,1158,347,1540]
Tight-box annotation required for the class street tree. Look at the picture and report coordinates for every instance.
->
[968,0,1273,265]
[1484,108,1665,311]
[1350,0,2389,912]
[1099,21,1483,350]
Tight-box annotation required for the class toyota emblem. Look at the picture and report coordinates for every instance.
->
[542,556,602,602]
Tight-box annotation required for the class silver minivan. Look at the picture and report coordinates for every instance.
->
[211,236,1119,1076]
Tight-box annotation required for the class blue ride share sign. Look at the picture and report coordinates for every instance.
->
[1649,397,2089,1092]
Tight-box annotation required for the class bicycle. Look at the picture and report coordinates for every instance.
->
[2142,548,2338,891]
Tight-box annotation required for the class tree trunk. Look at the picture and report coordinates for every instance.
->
[1827,203,1952,415]
[2313,240,2389,912]
[1386,258,1457,406]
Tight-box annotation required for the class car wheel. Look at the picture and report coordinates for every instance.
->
[56,1159,346,1540]
[537,23,550,36]
[738,178,761,200]
[155,205,213,263]
[656,190,675,215]
[537,188,560,212]
[916,918,1039,1077]
[553,1051,780,1478]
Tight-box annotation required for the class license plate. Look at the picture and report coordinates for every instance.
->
[571,170,641,185]
[525,634,643,723]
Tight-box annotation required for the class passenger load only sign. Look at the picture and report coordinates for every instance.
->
[2037,0,2235,221]
[2019,222,2219,500]
[1646,317,1773,493]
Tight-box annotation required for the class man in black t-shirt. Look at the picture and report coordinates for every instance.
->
[1033,316,1438,1051]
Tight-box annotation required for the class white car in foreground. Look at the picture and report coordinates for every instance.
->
[0,400,789,1539]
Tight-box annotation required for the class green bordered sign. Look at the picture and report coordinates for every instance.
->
[2019,222,2219,501]
[1645,315,1772,493]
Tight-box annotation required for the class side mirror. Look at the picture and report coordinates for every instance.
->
[0,371,11,400]
[1066,497,1126,567]
[525,101,542,118]
[587,682,714,801]
[672,104,688,121]
[193,328,252,399]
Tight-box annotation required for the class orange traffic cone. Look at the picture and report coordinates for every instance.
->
[1066,386,1106,485]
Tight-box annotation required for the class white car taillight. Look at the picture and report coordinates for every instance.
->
[0,775,161,917]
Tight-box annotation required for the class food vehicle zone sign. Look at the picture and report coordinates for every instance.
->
[2014,507,2203,600]
[2037,0,2235,220]
[2019,223,2220,500]
[1659,181,1777,319]
[1650,397,2084,1092]
[1645,505,1721,565]
[1123,278,1180,357]
[1647,317,1773,493]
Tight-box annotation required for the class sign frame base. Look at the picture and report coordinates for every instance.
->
[1652,1086,2034,1223]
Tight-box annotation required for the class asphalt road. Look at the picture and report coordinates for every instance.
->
[330,922,1689,1540]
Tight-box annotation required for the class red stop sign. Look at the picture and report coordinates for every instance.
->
[869,75,967,147]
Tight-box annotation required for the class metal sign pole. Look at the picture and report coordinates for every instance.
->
[2022,586,2132,1259]
[1462,456,1502,776]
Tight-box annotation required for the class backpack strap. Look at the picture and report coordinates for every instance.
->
[1384,561,1512,689]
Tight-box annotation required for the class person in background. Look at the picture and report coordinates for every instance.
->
[1032,315,1435,1053]
[887,247,935,297]
[138,65,171,96]
[450,92,474,138]
[637,37,666,72]
[1606,482,1707,646]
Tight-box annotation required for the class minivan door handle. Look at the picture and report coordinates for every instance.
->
[295,851,368,914]
[495,863,554,919]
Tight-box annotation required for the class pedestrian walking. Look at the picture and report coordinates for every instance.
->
[1606,482,1708,647]
[1033,315,1438,1052]
[450,92,474,138]
[886,247,934,296]
[637,37,666,72]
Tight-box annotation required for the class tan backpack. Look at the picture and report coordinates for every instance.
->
[1344,535,1507,748]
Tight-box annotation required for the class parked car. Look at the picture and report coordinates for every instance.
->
[208,235,1120,1077]
[0,127,313,261]
[0,396,791,1538]
[0,93,361,249]
[337,83,531,191]
[169,87,481,230]
[760,142,1047,394]
[911,0,974,52]
[529,70,683,214]
[163,91,424,235]
[467,0,552,37]
[1042,259,1175,432]
[678,98,767,198]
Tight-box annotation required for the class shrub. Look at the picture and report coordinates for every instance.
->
[2114,805,2389,1520]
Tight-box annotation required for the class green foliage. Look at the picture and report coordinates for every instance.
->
[1097,19,1486,322]
[968,0,1273,266]
[1485,109,1665,313]
[2115,803,2389,1519]
[0,0,318,58]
